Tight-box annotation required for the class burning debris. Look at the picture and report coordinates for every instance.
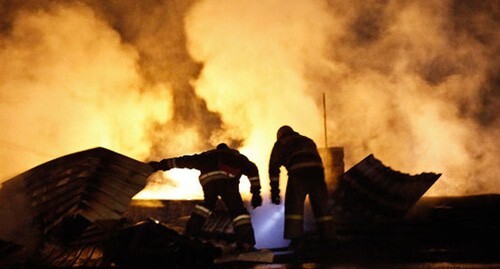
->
[0,147,499,267]
[0,148,230,267]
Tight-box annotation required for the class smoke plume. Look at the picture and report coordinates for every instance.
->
[184,0,499,196]
[0,0,498,200]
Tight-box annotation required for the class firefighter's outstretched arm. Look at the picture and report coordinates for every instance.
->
[149,154,203,171]
[149,158,177,171]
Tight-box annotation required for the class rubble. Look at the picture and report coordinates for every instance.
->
[0,147,498,267]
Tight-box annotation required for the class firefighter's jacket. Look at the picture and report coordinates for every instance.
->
[160,147,261,192]
[268,131,323,183]
[268,131,334,240]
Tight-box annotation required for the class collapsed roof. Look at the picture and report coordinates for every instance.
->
[0,147,152,261]
[0,147,447,267]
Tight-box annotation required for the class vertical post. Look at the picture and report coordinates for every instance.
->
[323,92,328,148]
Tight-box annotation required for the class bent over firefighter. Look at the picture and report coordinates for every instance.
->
[149,143,262,251]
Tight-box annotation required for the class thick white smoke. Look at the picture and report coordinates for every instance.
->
[2,0,497,196]
[184,0,333,189]
[185,0,499,196]
[318,0,500,195]
[0,3,171,180]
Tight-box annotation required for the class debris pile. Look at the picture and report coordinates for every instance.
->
[1,147,499,267]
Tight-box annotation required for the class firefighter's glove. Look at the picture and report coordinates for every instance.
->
[271,188,280,205]
[251,193,262,209]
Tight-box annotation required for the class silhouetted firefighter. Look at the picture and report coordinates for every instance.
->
[269,125,334,250]
[149,143,262,251]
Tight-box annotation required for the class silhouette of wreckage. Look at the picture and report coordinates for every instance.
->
[0,147,499,267]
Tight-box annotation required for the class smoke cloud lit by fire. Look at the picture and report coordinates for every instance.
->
[1,0,498,199]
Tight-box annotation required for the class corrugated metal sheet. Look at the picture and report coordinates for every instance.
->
[124,199,200,234]
[37,223,107,267]
[1,147,152,236]
[102,219,219,268]
[331,154,441,221]
[125,200,237,240]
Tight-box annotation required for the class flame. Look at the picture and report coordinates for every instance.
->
[1,0,499,201]
[134,169,203,200]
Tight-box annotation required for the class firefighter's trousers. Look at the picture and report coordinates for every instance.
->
[185,178,256,247]
[284,167,334,240]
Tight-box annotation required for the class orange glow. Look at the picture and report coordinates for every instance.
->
[134,169,203,200]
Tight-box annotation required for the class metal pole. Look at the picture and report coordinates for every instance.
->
[323,92,328,148]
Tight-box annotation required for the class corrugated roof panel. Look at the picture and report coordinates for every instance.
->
[332,154,441,221]
[80,200,122,222]
[0,147,152,239]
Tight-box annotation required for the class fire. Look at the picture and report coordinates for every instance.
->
[134,169,203,200]
[1,0,499,200]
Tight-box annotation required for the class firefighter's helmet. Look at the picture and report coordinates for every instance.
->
[216,143,229,150]
[277,125,294,140]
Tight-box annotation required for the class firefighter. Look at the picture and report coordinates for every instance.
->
[149,143,262,251]
[268,125,334,250]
